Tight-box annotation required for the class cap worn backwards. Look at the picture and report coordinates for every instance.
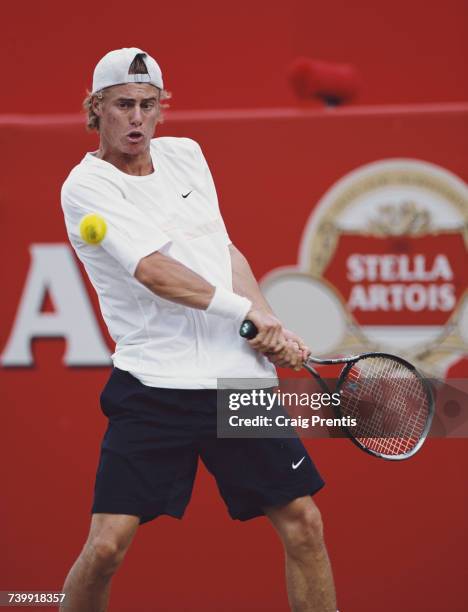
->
[92,47,164,94]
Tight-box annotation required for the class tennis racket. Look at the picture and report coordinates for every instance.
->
[240,320,434,460]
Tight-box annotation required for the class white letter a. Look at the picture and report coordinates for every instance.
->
[1,244,111,366]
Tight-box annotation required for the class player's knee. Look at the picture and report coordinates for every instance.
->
[282,502,324,558]
[87,536,127,576]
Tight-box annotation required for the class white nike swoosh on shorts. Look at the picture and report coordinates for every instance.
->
[292,456,305,470]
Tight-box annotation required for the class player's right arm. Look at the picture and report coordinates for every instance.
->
[135,252,215,309]
[134,252,286,357]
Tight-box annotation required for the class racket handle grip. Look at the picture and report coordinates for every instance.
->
[239,319,258,339]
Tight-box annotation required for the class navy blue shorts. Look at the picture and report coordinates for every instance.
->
[92,367,325,524]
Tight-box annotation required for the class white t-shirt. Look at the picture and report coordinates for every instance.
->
[61,137,276,388]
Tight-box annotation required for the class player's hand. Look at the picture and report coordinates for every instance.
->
[266,339,305,371]
[283,329,311,362]
[244,309,287,355]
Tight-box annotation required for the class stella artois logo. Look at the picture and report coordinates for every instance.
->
[261,159,468,377]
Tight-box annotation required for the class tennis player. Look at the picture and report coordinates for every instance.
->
[60,48,337,612]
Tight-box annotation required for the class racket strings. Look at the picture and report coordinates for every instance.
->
[339,357,430,456]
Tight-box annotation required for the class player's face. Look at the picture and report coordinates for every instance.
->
[95,83,161,156]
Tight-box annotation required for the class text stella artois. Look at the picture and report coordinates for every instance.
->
[346,253,455,312]
[322,232,466,326]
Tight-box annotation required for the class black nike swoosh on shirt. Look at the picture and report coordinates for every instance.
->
[182,191,193,198]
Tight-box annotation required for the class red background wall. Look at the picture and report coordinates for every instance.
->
[2,0,467,114]
[1,2,467,611]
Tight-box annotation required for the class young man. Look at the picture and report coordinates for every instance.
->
[60,48,337,612]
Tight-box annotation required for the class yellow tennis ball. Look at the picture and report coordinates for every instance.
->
[79,213,107,245]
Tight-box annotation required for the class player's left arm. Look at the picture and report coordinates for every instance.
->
[229,244,274,315]
[229,244,310,366]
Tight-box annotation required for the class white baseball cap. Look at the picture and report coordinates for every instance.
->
[92,47,163,94]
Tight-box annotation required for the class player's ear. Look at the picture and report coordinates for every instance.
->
[92,93,104,117]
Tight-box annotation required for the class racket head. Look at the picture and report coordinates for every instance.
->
[335,353,434,460]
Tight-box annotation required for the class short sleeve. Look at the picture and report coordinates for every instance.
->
[61,173,171,276]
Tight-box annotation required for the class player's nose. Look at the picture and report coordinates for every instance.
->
[129,106,143,126]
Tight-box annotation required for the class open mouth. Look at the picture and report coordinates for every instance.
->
[127,131,144,143]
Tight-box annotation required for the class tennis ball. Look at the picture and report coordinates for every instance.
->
[79,213,107,245]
